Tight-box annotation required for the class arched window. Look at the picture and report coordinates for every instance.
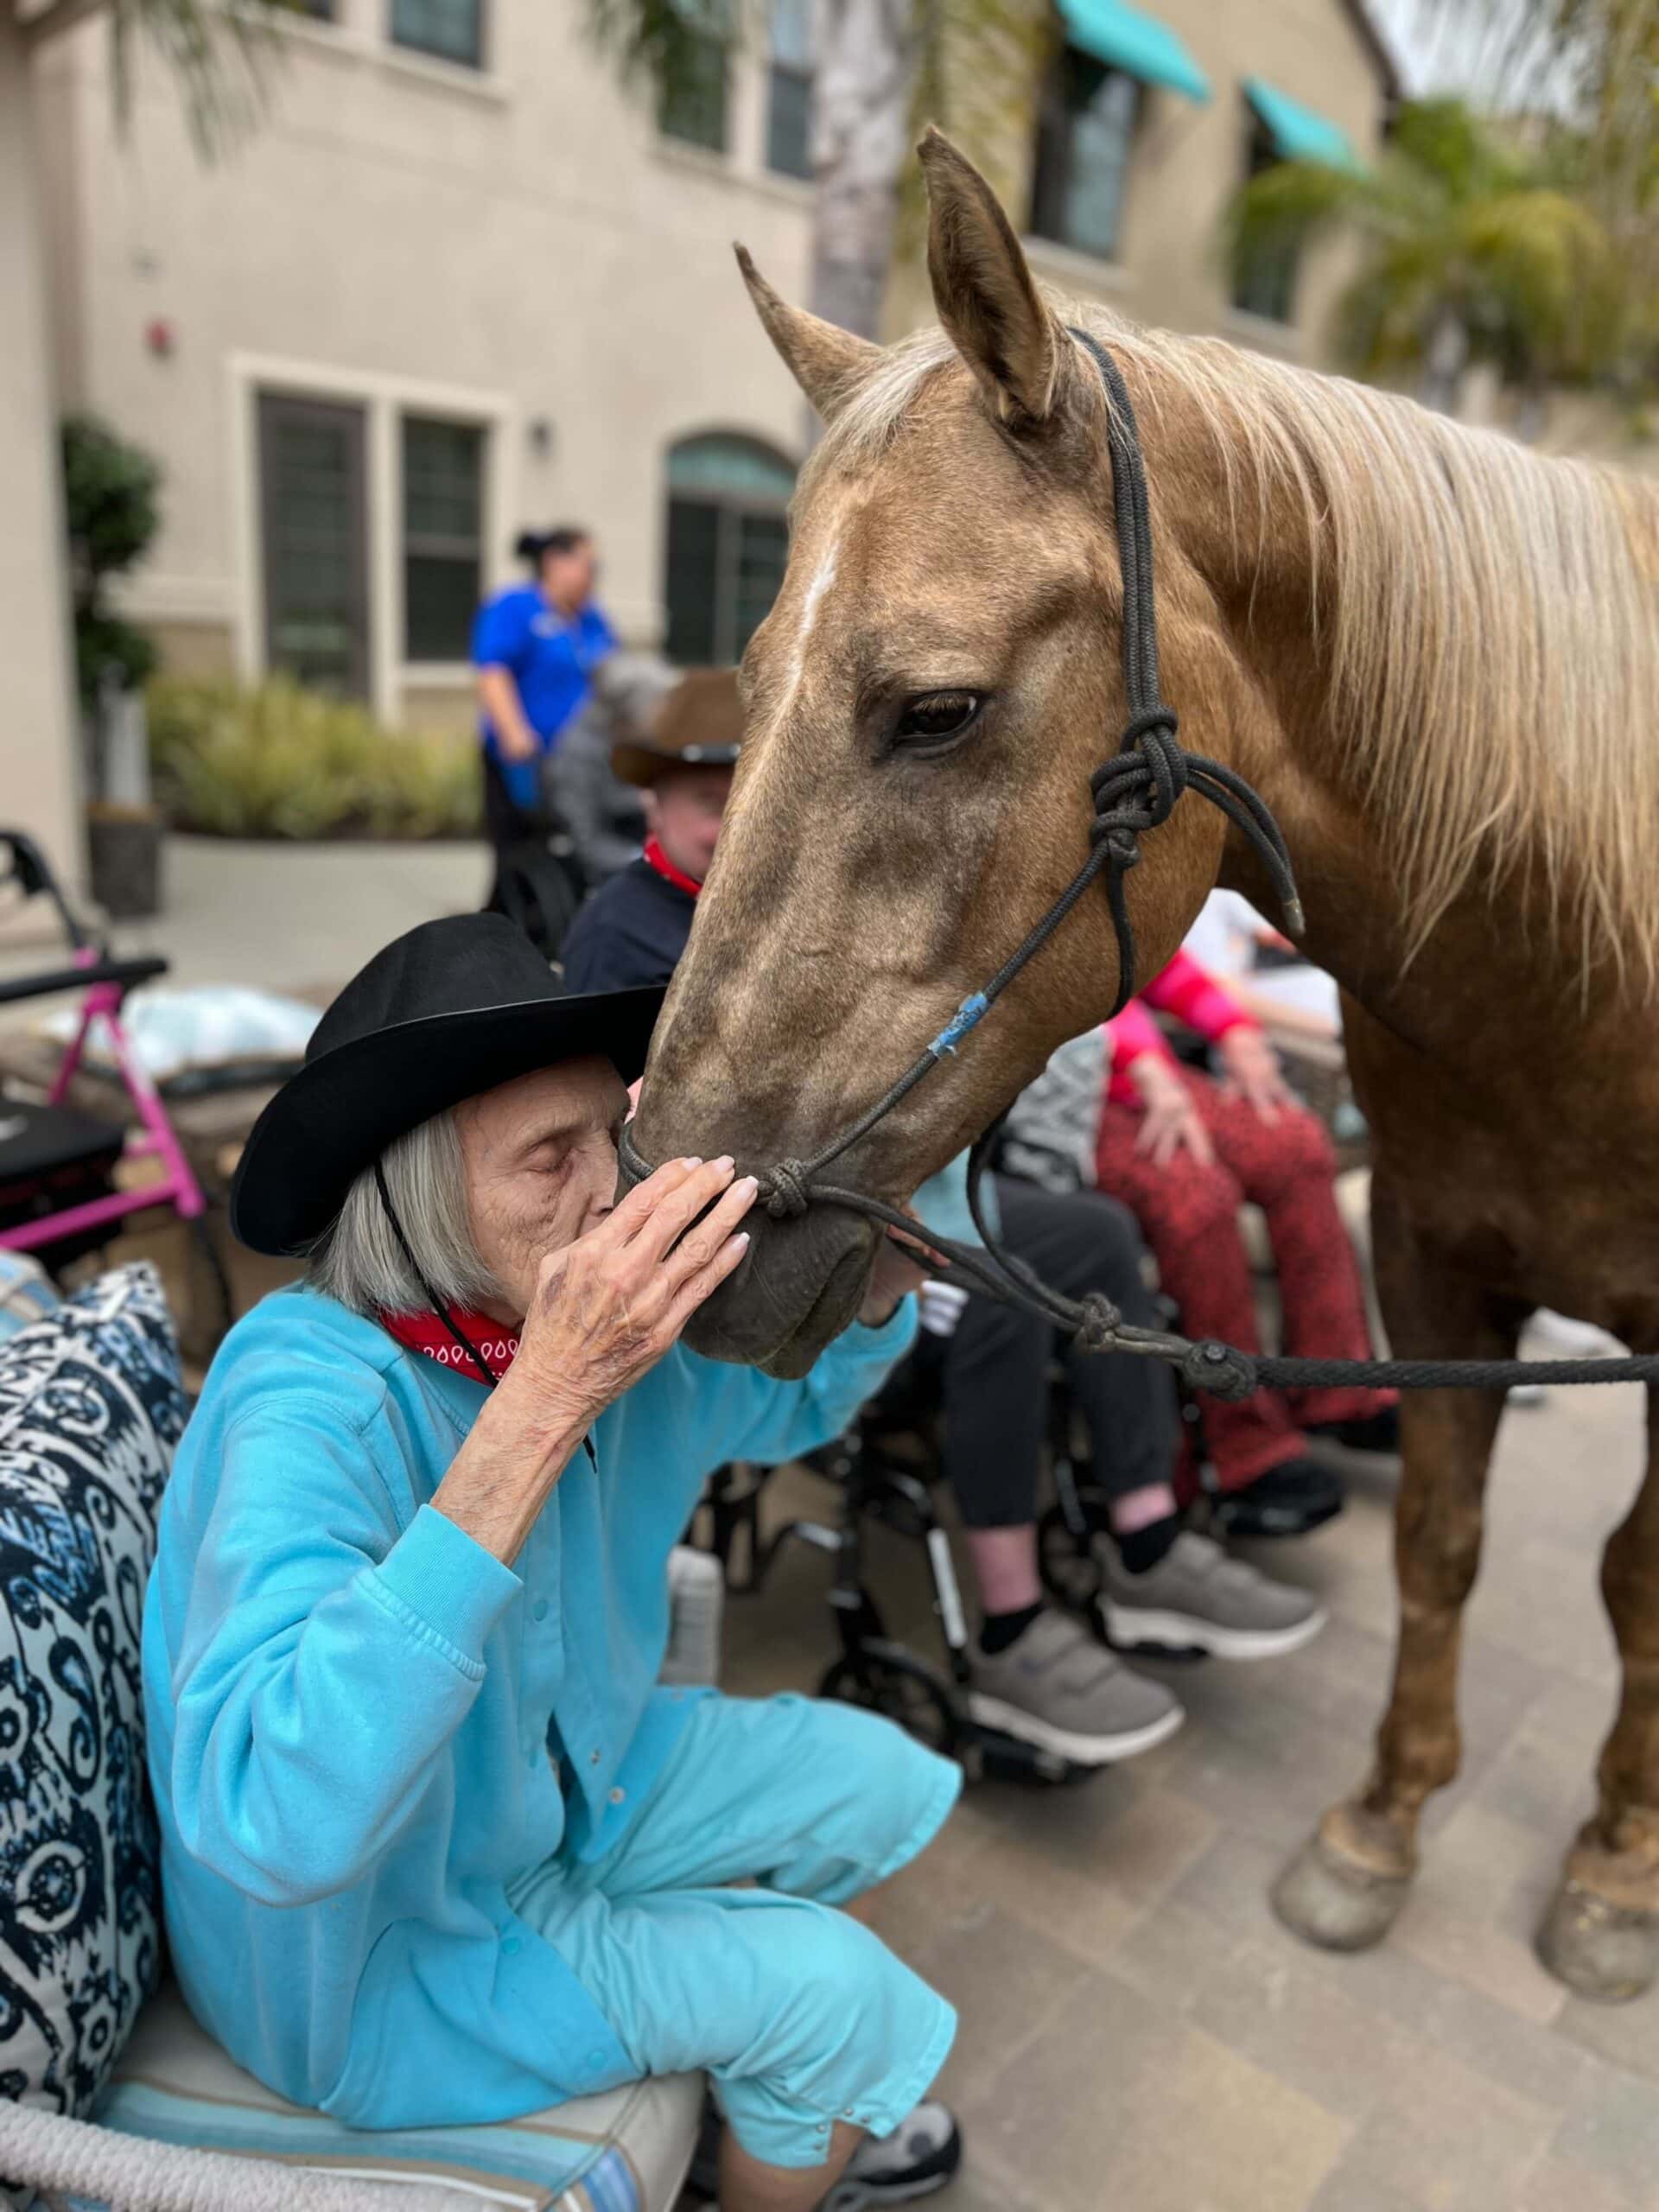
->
[664,433,797,665]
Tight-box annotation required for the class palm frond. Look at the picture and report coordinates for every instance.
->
[582,0,751,97]
[108,0,300,159]
[1459,187,1626,372]
[1224,156,1379,303]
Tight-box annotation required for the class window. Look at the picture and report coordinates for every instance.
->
[390,0,483,69]
[766,0,812,180]
[1030,51,1140,261]
[403,416,486,664]
[257,394,370,698]
[664,434,797,664]
[659,30,728,152]
[1230,113,1299,323]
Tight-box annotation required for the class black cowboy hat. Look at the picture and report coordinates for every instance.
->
[231,913,664,1256]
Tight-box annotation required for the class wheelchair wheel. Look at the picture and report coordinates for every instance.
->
[1038,1495,1106,1616]
[818,1649,960,1758]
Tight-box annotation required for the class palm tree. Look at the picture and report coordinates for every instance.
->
[1225,97,1627,416]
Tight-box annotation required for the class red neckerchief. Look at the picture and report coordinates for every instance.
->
[380,1308,519,1382]
[643,836,702,900]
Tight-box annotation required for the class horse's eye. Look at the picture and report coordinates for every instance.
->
[893,693,983,745]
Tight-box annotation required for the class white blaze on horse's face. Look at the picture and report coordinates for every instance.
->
[757,532,842,749]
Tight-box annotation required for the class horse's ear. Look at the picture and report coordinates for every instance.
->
[918,126,1064,429]
[734,245,880,423]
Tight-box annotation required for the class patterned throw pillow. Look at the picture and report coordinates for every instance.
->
[0,1265,185,2116]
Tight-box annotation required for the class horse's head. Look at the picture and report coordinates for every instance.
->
[632,132,1251,1373]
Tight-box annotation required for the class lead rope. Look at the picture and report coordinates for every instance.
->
[619,334,1659,1403]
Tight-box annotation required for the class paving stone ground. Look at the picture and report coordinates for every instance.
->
[721,1364,1659,2212]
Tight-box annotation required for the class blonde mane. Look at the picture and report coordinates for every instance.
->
[810,302,1659,995]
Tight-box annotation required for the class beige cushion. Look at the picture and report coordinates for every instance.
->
[88,1984,702,2211]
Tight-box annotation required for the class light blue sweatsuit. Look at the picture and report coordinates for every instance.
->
[143,1284,958,2162]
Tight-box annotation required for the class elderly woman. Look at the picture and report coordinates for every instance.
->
[142,915,962,2212]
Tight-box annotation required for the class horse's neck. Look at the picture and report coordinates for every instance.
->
[1217,673,1605,1096]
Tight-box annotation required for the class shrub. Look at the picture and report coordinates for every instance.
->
[148,677,480,841]
[62,415,162,706]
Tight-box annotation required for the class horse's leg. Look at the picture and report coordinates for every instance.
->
[1274,1180,1521,1951]
[1536,1382,1659,2001]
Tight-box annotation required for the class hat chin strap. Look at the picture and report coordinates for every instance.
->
[373,1160,502,1391]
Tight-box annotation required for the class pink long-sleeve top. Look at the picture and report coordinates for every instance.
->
[1105,949,1256,1104]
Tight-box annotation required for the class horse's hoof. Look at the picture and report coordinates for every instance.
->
[1537,1881,1659,2004]
[1272,1827,1411,1952]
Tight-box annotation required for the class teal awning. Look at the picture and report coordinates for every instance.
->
[1243,76,1358,168]
[1057,0,1211,104]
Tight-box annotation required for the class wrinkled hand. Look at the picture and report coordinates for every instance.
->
[1130,1057,1215,1169]
[513,1156,758,1430]
[1217,1025,1296,1123]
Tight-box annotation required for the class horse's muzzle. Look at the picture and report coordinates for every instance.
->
[616,1142,877,1374]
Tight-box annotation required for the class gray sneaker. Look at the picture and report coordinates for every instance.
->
[967,1606,1183,1765]
[1102,1529,1327,1661]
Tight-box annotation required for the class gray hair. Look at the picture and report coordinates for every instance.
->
[308,1110,500,1316]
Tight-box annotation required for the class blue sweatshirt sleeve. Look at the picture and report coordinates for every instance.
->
[164,1396,522,1908]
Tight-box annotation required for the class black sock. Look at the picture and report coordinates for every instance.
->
[979,1600,1046,1656]
[1116,1514,1180,1576]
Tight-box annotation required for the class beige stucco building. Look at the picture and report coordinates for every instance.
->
[22,0,1395,747]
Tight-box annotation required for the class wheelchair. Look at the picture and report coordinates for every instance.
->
[694,1313,1211,1789]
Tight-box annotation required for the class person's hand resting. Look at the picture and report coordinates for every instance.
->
[1216,1025,1297,1123]
[1129,1054,1215,1168]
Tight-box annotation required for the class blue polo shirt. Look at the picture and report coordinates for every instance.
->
[472,586,617,761]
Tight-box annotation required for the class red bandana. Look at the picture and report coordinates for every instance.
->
[643,836,703,900]
[379,1308,519,1383]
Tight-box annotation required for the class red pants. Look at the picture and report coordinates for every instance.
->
[1094,1069,1393,1491]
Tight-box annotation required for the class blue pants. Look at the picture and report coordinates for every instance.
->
[508,1693,961,2168]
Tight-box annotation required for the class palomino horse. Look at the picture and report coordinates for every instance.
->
[632,131,1659,2000]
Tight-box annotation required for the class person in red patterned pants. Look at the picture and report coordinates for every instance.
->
[1095,951,1397,1540]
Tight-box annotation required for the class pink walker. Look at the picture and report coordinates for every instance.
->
[0,830,231,1333]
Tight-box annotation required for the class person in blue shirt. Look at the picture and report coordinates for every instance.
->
[145,915,963,2212]
[474,526,618,851]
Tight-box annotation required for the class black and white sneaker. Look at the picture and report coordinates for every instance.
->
[820,2101,963,2209]
[683,2095,962,2209]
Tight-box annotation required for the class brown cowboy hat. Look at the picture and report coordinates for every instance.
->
[611,667,743,788]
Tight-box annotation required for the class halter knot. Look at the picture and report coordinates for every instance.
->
[1076,1292,1123,1354]
[761,1160,812,1219]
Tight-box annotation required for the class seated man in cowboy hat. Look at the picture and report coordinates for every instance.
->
[142,914,963,2212]
[558,667,742,993]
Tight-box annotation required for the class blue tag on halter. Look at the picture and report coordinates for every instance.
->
[928,993,989,1058]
